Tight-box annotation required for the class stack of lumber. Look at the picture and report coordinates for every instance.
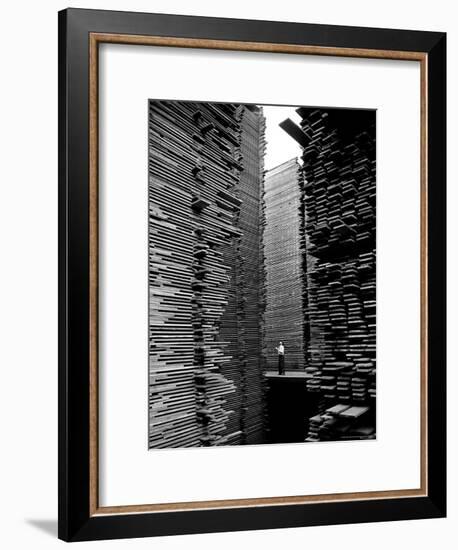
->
[218,105,267,445]
[148,100,241,448]
[263,159,306,371]
[236,105,267,444]
[287,107,376,442]
[305,403,375,442]
[148,100,266,448]
[148,100,203,449]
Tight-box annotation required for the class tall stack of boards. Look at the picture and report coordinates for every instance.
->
[281,107,376,442]
[148,101,266,448]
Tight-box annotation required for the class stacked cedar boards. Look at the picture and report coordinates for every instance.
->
[263,159,306,371]
[218,105,267,444]
[283,108,376,442]
[237,106,266,444]
[307,404,375,441]
[148,100,266,448]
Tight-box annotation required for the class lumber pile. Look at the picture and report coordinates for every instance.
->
[263,159,306,371]
[148,100,266,448]
[306,403,375,442]
[283,107,376,441]
[236,106,267,444]
[217,105,267,445]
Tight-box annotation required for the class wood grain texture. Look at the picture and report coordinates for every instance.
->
[94,487,425,515]
[89,33,99,516]
[91,32,427,61]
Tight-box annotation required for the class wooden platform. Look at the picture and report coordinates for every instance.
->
[264,371,313,381]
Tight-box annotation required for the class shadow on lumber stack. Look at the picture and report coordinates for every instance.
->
[281,107,377,442]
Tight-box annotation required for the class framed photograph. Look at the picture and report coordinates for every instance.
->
[58,8,446,542]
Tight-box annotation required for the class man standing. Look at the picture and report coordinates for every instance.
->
[275,341,285,375]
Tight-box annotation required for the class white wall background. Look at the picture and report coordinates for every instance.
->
[0,0,454,548]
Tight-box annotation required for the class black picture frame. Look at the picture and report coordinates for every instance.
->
[58,7,446,542]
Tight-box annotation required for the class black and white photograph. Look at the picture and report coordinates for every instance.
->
[148,100,376,449]
[0,0,450,546]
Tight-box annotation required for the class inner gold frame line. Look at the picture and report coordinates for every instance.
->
[88,32,428,517]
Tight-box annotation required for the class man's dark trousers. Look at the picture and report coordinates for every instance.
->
[278,354,285,375]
